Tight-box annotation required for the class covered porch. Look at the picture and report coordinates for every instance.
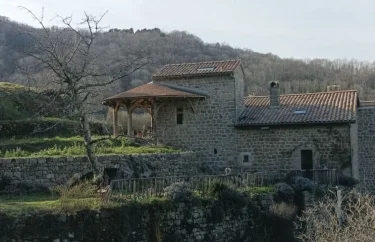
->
[102,82,207,140]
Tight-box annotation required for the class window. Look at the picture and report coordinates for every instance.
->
[176,107,183,124]
[214,148,217,154]
[238,152,252,166]
[243,155,250,163]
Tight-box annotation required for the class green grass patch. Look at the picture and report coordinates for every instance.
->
[243,186,275,196]
[0,195,59,216]
[0,136,179,158]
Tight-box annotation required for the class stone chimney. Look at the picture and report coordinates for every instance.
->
[269,81,280,108]
[327,85,341,92]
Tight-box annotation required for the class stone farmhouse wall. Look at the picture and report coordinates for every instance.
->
[154,71,244,168]
[236,124,352,174]
[0,195,274,242]
[0,152,198,187]
[357,107,375,193]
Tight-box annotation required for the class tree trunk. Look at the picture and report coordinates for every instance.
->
[80,113,104,183]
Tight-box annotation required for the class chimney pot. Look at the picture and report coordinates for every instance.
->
[269,81,280,108]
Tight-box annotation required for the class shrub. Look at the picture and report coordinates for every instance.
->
[209,183,249,209]
[274,182,295,203]
[289,176,315,192]
[163,182,193,202]
[338,175,360,187]
[217,187,248,208]
[55,181,101,214]
[209,182,229,197]
[270,202,297,220]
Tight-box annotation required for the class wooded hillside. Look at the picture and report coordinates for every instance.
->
[1,15,375,102]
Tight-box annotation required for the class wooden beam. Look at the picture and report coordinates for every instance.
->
[187,99,196,113]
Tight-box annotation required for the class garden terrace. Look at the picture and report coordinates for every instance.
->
[0,136,178,158]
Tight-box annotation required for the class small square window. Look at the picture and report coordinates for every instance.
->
[243,155,249,163]
[239,152,252,167]
[176,107,183,124]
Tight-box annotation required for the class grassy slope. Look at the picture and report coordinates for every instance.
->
[0,136,179,158]
[0,82,50,120]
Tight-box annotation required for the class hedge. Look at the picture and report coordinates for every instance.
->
[0,118,112,138]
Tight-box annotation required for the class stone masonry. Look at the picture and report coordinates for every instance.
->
[0,196,275,242]
[154,71,244,168]
[0,152,198,187]
[236,124,352,174]
[357,107,375,193]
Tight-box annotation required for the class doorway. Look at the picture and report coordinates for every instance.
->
[301,150,313,179]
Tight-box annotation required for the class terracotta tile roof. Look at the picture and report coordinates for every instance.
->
[359,100,375,107]
[237,90,358,126]
[152,59,241,80]
[103,82,205,103]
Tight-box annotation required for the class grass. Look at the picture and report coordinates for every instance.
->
[0,82,56,121]
[0,136,179,158]
[0,183,275,217]
[0,195,59,216]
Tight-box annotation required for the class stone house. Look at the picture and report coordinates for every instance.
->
[103,60,359,177]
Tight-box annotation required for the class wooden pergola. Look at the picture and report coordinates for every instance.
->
[102,82,206,138]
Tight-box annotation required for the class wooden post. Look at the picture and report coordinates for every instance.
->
[113,102,119,137]
[151,103,157,145]
[127,109,133,137]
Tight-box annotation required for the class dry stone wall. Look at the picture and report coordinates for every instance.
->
[0,152,198,187]
[236,124,352,173]
[0,197,271,242]
[357,107,375,193]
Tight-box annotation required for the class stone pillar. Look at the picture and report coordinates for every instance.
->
[350,122,359,179]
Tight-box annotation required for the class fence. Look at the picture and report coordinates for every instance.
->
[279,169,338,186]
[108,169,338,201]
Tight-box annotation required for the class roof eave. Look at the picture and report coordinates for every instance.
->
[234,120,355,128]
[152,71,234,81]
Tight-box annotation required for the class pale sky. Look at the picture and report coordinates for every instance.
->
[1,0,375,61]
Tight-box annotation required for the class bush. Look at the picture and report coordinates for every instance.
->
[55,181,101,214]
[274,183,295,203]
[338,175,360,187]
[289,176,316,192]
[209,183,249,208]
[209,182,229,197]
[217,187,248,208]
[163,182,193,202]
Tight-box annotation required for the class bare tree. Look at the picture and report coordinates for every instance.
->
[4,7,148,182]
[297,189,375,242]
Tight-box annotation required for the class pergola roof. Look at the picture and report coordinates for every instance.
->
[102,82,206,106]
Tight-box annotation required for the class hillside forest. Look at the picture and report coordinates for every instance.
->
[1,14,375,119]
